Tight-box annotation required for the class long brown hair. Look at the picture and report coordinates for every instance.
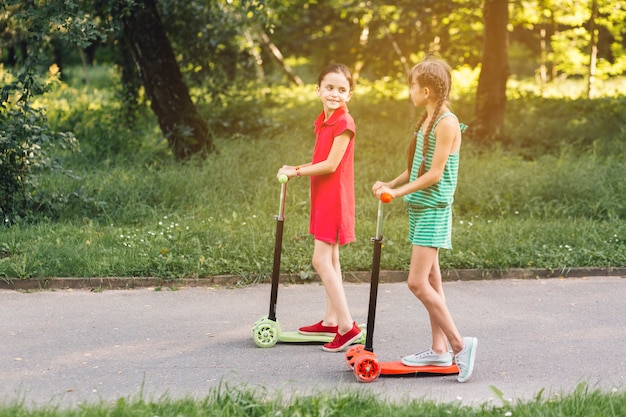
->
[406,57,452,176]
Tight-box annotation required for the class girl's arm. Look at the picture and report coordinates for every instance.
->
[378,118,458,199]
[278,131,352,179]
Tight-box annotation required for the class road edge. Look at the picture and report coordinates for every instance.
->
[1,266,624,291]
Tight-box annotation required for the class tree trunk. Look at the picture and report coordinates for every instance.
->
[538,27,547,92]
[243,29,265,82]
[587,0,598,99]
[352,16,371,82]
[470,0,509,144]
[258,31,303,86]
[383,25,411,76]
[121,0,214,159]
[550,9,558,80]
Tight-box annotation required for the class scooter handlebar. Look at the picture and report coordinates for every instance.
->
[380,193,393,203]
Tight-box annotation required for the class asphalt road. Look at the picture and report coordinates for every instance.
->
[1,276,625,409]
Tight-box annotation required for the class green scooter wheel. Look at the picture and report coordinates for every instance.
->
[252,317,280,348]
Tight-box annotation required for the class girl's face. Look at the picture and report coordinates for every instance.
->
[316,71,352,116]
[409,78,430,107]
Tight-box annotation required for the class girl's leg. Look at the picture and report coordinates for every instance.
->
[407,245,463,354]
[312,239,354,334]
[321,292,337,327]
[426,252,450,354]
[320,240,342,326]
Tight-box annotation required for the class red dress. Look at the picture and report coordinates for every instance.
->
[309,106,355,245]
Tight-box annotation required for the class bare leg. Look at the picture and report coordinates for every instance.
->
[407,245,463,354]
[320,240,342,326]
[322,292,337,327]
[425,251,450,354]
[312,239,354,334]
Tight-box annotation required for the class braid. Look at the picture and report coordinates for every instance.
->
[406,57,452,177]
[407,112,428,172]
[418,78,447,177]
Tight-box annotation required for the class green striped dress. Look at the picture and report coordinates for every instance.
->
[403,112,467,249]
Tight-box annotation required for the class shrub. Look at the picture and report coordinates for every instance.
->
[504,96,626,159]
[0,66,78,225]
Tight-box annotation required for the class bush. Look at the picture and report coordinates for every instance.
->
[0,67,78,225]
[504,96,626,159]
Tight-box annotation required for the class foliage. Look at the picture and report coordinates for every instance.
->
[267,0,484,80]
[5,0,623,87]
[503,95,626,158]
[1,0,625,174]
[509,0,626,78]
[0,0,104,223]
[159,0,260,89]
[0,66,79,225]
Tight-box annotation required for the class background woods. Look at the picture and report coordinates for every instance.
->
[0,0,624,279]
[2,0,624,150]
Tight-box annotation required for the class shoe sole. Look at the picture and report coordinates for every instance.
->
[401,359,453,367]
[322,331,363,352]
[457,338,477,383]
[298,331,336,337]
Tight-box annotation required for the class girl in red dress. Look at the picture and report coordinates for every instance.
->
[277,63,361,352]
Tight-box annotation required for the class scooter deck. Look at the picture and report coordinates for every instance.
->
[278,326,367,344]
[380,360,458,376]
[278,331,334,343]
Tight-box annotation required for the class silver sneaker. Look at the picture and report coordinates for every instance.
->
[455,337,477,382]
[401,348,453,367]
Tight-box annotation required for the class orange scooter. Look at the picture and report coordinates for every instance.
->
[345,193,459,382]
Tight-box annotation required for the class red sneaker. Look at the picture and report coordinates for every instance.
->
[298,321,338,337]
[322,322,362,352]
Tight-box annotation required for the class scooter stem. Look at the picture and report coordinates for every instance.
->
[364,197,388,352]
[269,180,288,322]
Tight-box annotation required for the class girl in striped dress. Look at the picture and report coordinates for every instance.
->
[372,57,477,382]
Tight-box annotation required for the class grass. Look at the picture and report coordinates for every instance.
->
[1,147,623,280]
[1,383,624,416]
[0,69,625,281]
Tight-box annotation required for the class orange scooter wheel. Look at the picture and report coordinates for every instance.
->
[353,352,381,383]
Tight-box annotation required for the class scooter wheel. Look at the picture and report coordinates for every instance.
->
[345,344,364,369]
[252,318,280,348]
[354,353,380,383]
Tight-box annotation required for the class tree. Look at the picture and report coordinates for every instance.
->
[119,0,214,160]
[587,0,599,98]
[471,0,510,144]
